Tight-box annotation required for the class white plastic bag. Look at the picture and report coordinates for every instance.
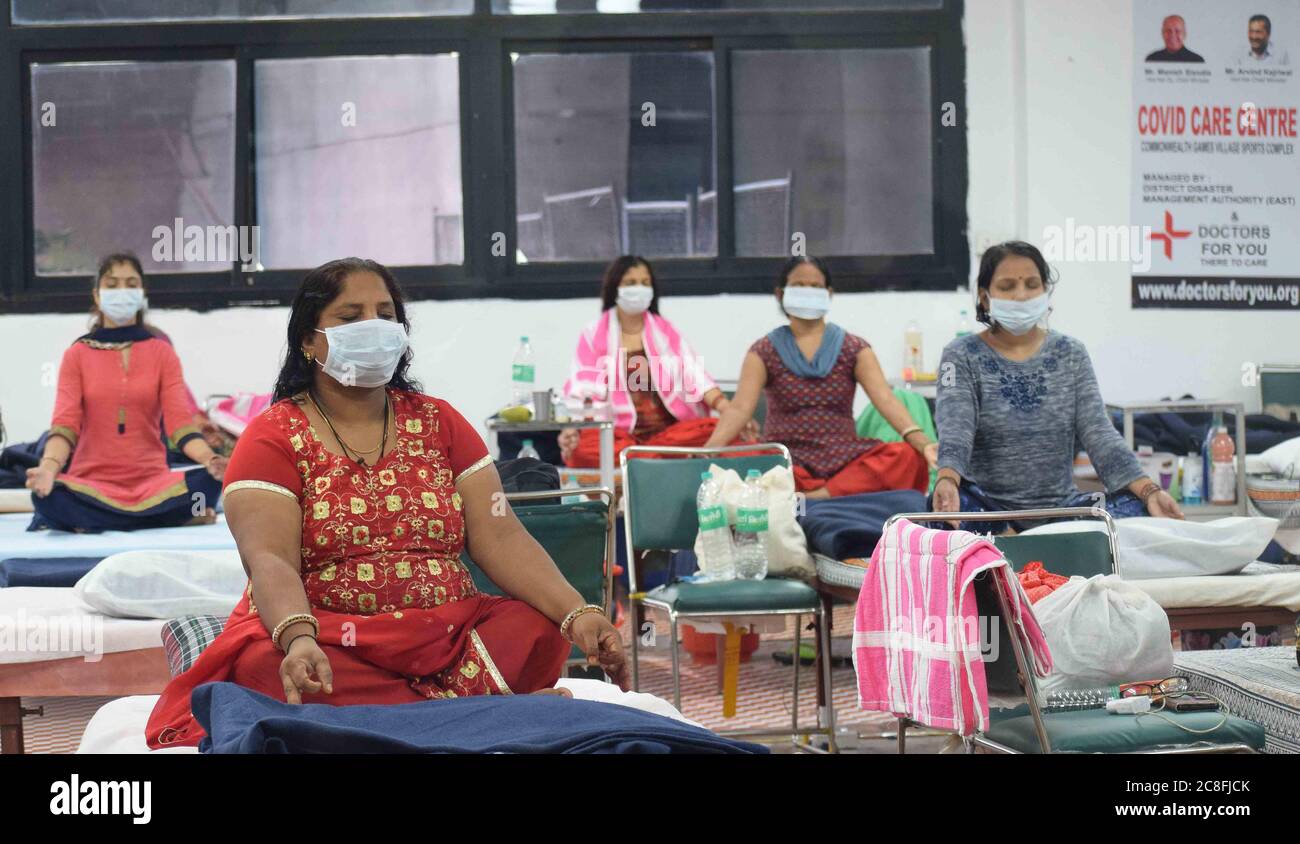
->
[692,464,815,580]
[1020,516,1278,580]
[1034,574,1174,693]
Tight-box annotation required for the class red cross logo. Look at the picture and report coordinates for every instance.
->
[1149,211,1191,260]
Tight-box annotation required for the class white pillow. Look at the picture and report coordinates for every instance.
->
[1020,516,1279,580]
[75,549,247,619]
[1261,435,1300,478]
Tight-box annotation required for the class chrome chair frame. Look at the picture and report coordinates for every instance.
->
[621,443,836,749]
[883,507,1256,755]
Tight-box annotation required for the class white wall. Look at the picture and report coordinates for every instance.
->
[1,0,1293,446]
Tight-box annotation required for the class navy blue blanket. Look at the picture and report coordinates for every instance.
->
[798,490,928,560]
[0,556,100,588]
[1113,408,1300,455]
[193,682,768,754]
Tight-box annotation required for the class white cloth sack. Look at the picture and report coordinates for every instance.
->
[692,464,815,580]
[75,549,247,619]
[1261,435,1300,478]
[1035,574,1174,693]
[1020,516,1278,580]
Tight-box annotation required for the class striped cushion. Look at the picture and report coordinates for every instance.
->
[161,614,226,677]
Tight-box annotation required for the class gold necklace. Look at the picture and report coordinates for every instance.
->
[309,393,388,458]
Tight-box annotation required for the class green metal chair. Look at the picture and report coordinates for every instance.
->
[621,443,835,749]
[885,507,1264,754]
[461,488,616,668]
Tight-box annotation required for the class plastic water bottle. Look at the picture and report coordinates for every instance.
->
[511,336,535,405]
[734,469,769,581]
[696,471,735,581]
[518,439,540,461]
[562,471,583,504]
[956,309,972,338]
[902,320,924,379]
[1042,686,1120,712]
[1209,423,1237,505]
[1181,452,1203,505]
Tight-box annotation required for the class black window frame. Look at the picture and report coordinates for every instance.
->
[0,0,967,314]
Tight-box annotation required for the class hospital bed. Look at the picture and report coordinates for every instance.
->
[0,587,171,754]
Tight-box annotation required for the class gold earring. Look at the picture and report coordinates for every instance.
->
[303,350,314,362]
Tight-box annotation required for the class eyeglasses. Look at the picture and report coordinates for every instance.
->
[1121,677,1190,699]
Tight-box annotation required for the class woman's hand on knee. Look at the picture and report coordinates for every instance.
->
[931,475,961,527]
[279,637,334,704]
[25,465,55,498]
[558,428,580,463]
[1143,488,1185,520]
[570,613,630,692]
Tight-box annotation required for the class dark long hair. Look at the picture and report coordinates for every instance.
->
[90,252,159,334]
[599,255,659,315]
[974,241,1057,327]
[272,258,421,402]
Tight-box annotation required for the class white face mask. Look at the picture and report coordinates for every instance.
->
[98,287,145,324]
[782,286,831,320]
[616,285,654,315]
[987,293,1050,335]
[315,319,410,388]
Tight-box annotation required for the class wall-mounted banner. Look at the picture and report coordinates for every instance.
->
[1132,0,1298,309]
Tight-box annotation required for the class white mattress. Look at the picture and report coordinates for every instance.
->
[0,489,34,514]
[77,679,701,754]
[0,587,165,664]
[1130,562,1300,612]
[0,512,235,560]
[814,552,1300,613]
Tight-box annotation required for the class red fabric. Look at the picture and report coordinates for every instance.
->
[564,417,732,468]
[1017,561,1070,604]
[147,592,568,747]
[147,389,569,749]
[793,441,928,497]
[223,390,489,613]
[626,352,676,437]
[49,337,201,510]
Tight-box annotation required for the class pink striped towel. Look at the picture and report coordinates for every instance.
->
[852,518,1052,735]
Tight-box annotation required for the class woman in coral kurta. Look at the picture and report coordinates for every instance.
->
[706,257,935,498]
[26,253,225,532]
[147,258,628,749]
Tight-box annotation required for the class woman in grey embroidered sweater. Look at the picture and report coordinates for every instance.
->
[933,241,1184,531]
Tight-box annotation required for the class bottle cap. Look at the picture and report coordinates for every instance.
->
[700,471,711,481]
[746,469,761,479]
[521,336,529,343]
[522,439,533,447]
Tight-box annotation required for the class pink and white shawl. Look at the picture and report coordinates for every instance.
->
[560,308,718,434]
[853,518,1053,735]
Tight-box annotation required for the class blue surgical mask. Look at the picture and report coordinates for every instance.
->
[316,319,409,388]
[99,287,145,324]
[988,294,1049,335]
[782,287,831,320]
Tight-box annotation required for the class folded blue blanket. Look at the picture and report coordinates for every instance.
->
[192,682,769,754]
[0,556,100,588]
[798,490,928,560]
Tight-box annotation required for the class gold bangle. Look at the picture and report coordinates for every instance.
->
[271,613,319,650]
[40,456,62,469]
[899,425,922,440]
[559,604,604,642]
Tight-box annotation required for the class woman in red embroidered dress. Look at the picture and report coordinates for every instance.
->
[705,257,935,498]
[147,258,628,748]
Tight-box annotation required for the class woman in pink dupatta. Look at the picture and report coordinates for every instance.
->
[558,256,750,467]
